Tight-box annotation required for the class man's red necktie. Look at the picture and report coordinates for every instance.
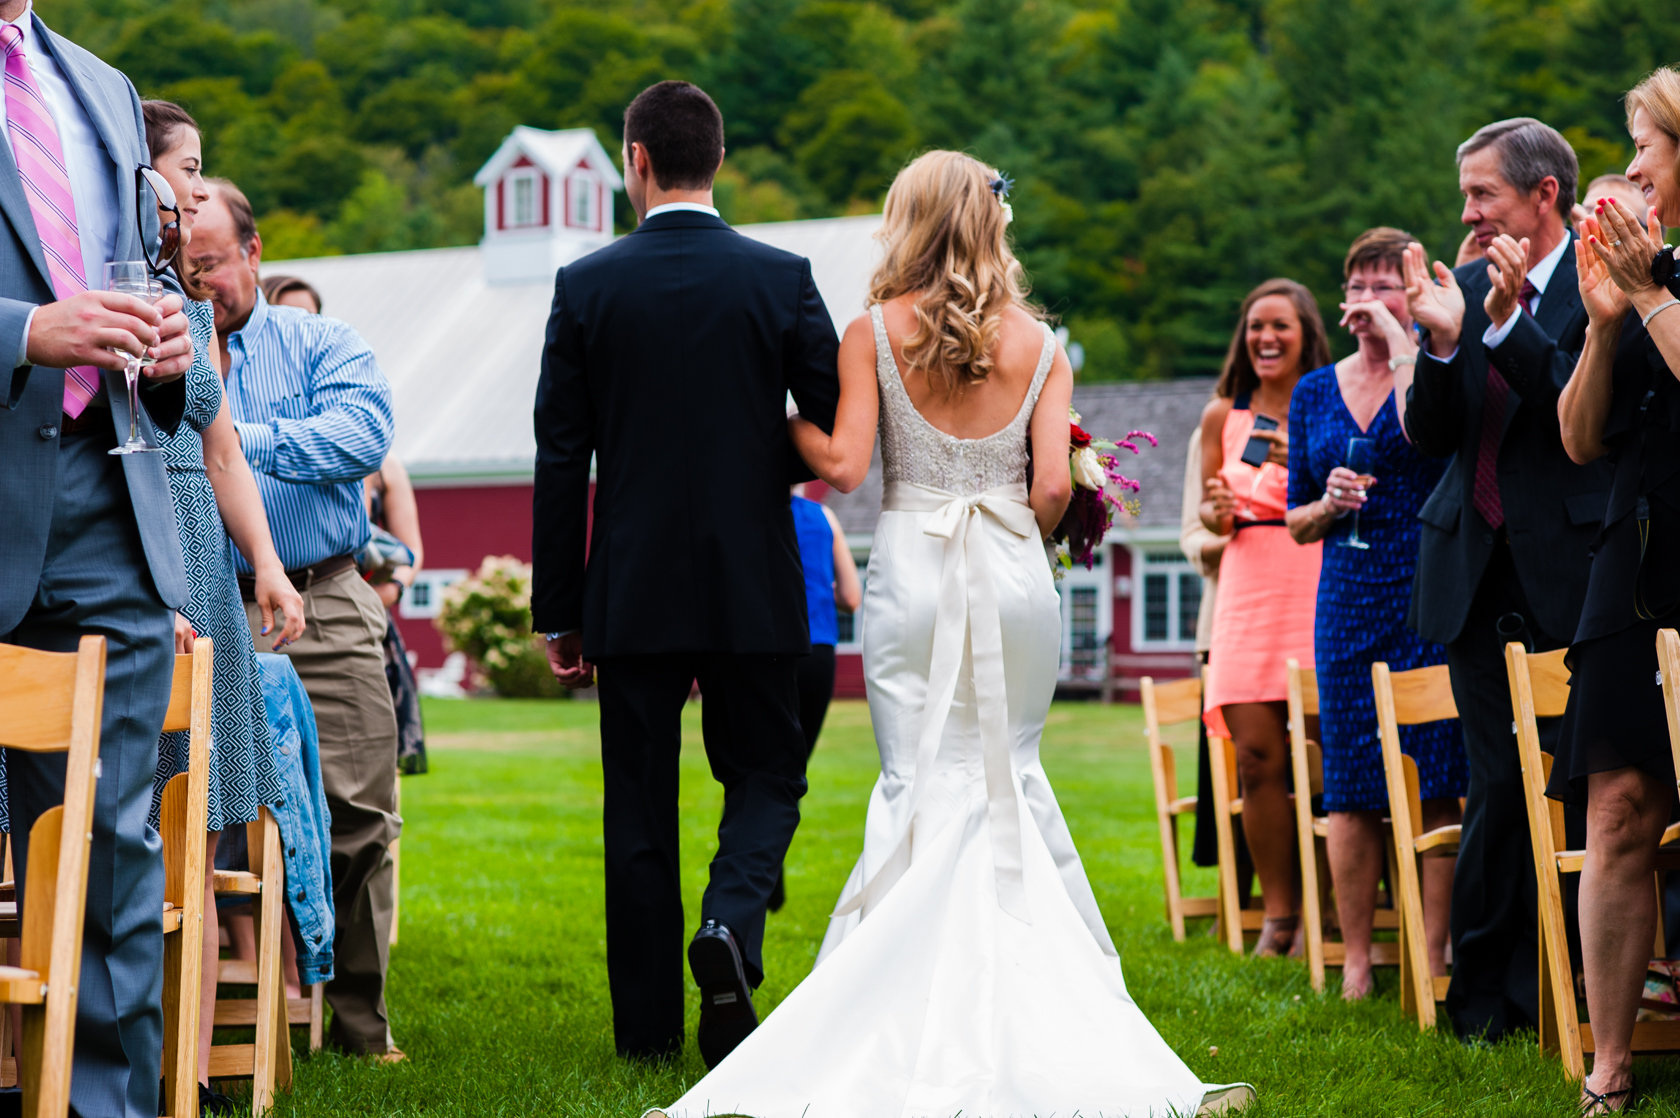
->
[1470,279,1538,531]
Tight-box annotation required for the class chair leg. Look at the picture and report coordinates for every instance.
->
[1303,837,1327,993]
[1164,814,1187,943]
[249,810,285,1115]
[1209,738,1244,955]
[309,984,323,1053]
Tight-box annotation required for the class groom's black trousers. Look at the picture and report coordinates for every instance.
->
[596,652,809,1059]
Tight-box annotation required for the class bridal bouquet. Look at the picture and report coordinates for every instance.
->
[1049,409,1155,578]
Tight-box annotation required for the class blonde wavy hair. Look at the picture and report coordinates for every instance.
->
[869,151,1042,389]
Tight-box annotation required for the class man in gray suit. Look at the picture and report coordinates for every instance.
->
[0,2,196,1113]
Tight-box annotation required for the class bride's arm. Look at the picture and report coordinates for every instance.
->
[1028,345,1074,540]
[790,314,879,493]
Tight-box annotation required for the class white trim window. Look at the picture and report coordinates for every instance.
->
[399,568,468,620]
[509,169,539,228]
[1057,551,1111,681]
[569,173,595,229]
[1133,550,1200,652]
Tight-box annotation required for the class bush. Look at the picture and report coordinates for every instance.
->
[434,556,565,698]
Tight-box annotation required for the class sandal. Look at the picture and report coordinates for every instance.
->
[1581,1082,1637,1114]
[1252,915,1299,958]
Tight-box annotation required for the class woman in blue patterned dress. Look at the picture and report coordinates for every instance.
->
[144,101,305,1112]
[1286,228,1464,1001]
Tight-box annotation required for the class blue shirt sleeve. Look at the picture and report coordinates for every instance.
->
[1287,373,1317,510]
[237,319,393,483]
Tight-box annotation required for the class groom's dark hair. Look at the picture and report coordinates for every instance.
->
[624,81,724,191]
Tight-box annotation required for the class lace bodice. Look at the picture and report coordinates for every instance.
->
[872,303,1055,495]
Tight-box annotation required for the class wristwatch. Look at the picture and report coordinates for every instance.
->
[1652,244,1680,297]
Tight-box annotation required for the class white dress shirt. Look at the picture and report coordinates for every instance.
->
[1,4,121,366]
[643,202,720,220]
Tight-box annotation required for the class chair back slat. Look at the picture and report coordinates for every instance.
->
[1660,630,1680,799]
[160,654,196,733]
[0,645,82,751]
[1386,663,1459,725]
[1147,676,1204,729]
[1526,648,1571,719]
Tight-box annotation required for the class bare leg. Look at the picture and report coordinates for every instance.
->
[1328,809,1385,1000]
[198,831,221,1086]
[226,906,256,960]
[1580,767,1671,1111]
[1419,797,1461,976]
[280,916,302,1001]
[1222,702,1300,947]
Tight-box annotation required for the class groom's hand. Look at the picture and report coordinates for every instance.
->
[546,632,595,689]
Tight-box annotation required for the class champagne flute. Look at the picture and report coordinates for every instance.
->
[104,261,161,456]
[1337,436,1376,550]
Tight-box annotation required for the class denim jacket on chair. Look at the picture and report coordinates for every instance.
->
[254,654,336,985]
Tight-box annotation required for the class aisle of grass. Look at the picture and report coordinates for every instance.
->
[266,697,1664,1116]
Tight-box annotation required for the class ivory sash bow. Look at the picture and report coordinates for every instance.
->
[833,480,1036,925]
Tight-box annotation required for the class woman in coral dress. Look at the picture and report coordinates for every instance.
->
[1199,279,1329,955]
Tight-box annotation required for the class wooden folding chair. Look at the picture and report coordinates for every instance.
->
[1207,732,1270,954]
[1287,659,1401,992]
[1509,640,1680,1077]
[208,811,292,1110]
[1372,661,1462,1028]
[0,635,106,1118]
[159,642,213,1117]
[1142,676,1219,941]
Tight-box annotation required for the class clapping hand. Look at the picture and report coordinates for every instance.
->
[1575,212,1631,326]
[1403,242,1465,355]
[1588,196,1665,300]
[1201,475,1236,532]
[1339,292,1417,362]
[1482,234,1531,330]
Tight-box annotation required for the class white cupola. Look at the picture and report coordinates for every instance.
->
[473,126,624,285]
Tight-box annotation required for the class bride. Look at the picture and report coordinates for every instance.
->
[651,151,1251,1118]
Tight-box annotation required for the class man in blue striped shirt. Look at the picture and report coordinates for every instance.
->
[191,178,407,1061]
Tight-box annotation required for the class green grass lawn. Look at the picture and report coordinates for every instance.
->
[259,697,1671,1116]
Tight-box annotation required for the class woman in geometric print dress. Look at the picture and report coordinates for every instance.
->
[1285,227,1464,1001]
[142,100,304,1111]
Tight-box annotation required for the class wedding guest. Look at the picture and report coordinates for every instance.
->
[262,273,323,314]
[141,99,305,1113]
[1198,278,1329,955]
[365,454,428,774]
[188,177,405,1059]
[1554,67,1680,1115]
[1178,426,1240,878]
[768,483,861,912]
[0,8,197,1113]
[1403,117,1607,1040]
[1286,227,1463,1000]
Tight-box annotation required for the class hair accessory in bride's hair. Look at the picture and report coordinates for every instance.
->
[988,172,1015,226]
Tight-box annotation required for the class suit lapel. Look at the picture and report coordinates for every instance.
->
[0,103,53,296]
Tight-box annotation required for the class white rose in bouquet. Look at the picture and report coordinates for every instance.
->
[1071,445,1106,491]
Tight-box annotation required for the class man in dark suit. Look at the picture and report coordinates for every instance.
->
[1404,117,1611,1041]
[531,80,841,1067]
[0,3,197,1112]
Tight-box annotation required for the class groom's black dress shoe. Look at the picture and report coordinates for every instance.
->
[689,919,757,1068]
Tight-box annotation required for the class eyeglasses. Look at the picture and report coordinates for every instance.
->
[1343,282,1404,298]
[136,165,180,276]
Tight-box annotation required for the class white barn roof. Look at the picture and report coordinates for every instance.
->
[263,212,883,484]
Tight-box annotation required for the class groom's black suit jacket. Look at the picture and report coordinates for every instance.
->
[1404,235,1611,646]
[532,209,841,659]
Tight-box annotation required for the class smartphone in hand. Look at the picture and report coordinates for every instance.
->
[1239,414,1280,468]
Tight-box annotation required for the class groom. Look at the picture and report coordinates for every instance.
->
[532,80,841,1066]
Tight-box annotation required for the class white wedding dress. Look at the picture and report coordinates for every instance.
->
[654,308,1248,1118]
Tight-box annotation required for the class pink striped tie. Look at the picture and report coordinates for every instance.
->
[0,23,99,417]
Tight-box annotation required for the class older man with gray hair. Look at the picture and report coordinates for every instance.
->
[1402,118,1612,1041]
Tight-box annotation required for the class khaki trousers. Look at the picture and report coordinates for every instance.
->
[247,565,400,1053]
